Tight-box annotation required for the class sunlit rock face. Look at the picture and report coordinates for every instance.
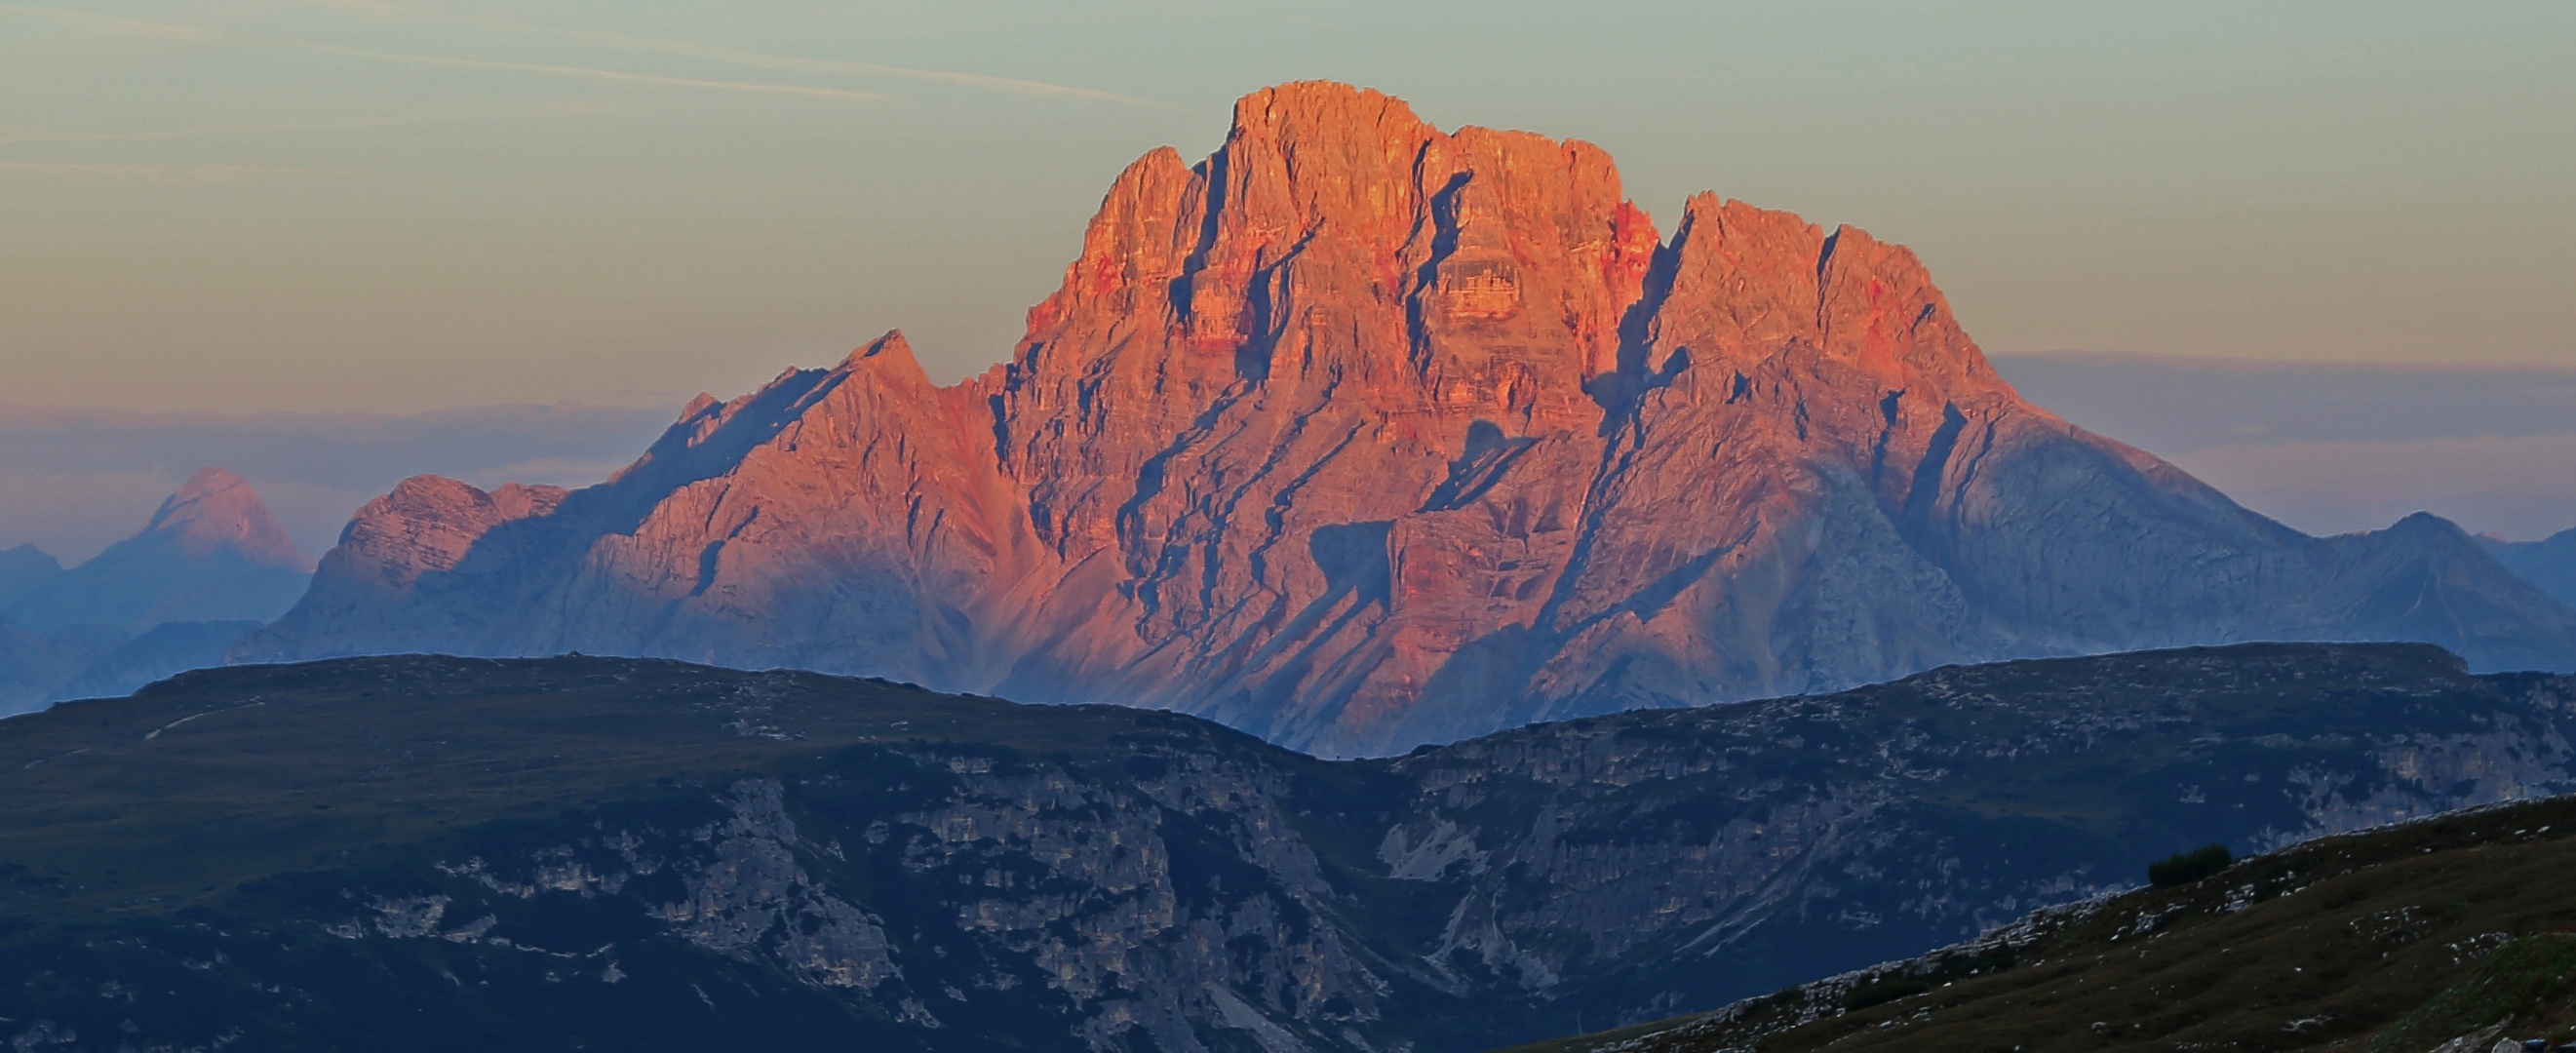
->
[239,82,2576,756]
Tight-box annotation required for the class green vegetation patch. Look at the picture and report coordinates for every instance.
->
[1520,793,2576,1053]
[2364,932,2576,1053]
[2149,843,2234,887]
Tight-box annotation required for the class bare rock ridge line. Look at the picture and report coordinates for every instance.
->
[235,81,2576,756]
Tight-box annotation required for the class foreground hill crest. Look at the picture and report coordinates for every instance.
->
[238,82,2576,756]
[5,644,2573,1052]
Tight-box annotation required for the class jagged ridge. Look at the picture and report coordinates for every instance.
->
[238,82,2576,756]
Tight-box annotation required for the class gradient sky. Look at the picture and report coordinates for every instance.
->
[4,1,2571,414]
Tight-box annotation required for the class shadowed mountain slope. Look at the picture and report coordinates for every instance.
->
[235,83,2576,756]
[2,643,2573,1052]
[2489,527,2576,610]
[0,544,60,610]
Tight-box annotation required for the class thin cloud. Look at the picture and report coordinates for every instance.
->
[0,160,370,183]
[302,0,1154,104]
[297,41,891,101]
[0,5,888,102]
[3,6,220,41]
[0,104,615,145]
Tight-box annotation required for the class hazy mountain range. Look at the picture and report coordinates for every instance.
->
[0,402,674,562]
[2485,528,2576,610]
[0,467,308,713]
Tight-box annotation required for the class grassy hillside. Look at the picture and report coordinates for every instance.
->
[1507,793,2576,1053]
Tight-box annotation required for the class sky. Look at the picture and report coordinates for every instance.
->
[2,2,2573,558]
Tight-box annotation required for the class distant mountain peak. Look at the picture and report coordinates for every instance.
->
[139,467,306,570]
[2,466,314,649]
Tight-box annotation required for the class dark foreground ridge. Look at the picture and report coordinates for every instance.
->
[1,644,2571,1051]
[1514,793,2576,1053]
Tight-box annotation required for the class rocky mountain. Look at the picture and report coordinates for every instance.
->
[0,467,309,713]
[1529,791,2576,1053]
[2,643,2571,1052]
[2487,527,2576,610]
[236,82,2576,757]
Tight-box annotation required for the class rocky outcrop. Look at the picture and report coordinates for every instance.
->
[234,474,564,661]
[239,83,2576,756]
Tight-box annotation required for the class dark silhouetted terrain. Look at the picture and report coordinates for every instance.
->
[2,643,2570,1051]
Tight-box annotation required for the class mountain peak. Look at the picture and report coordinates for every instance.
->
[250,83,2576,756]
[845,330,920,372]
[140,468,305,570]
[5,468,313,637]
[0,544,62,610]
[1233,80,1423,134]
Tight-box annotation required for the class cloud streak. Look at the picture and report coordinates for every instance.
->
[0,160,370,183]
[5,6,219,41]
[0,5,890,103]
[303,0,1154,104]
[294,41,891,101]
[0,105,615,145]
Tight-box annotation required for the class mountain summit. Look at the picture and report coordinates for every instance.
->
[238,82,2576,755]
[3,467,310,713]
[138,466,307,569]
[9,467,308,635]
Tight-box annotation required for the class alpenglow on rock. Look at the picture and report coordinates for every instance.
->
[237,82,2576,756]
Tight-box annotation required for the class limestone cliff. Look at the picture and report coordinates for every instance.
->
[237,83,2576,756]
